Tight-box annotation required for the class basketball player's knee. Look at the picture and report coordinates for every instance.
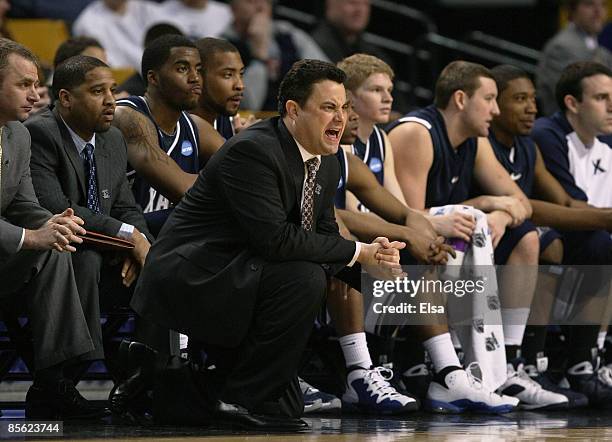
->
[540,238,563,264]
[513,230,539,263]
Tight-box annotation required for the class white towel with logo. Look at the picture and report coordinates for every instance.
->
[430,204,507,390]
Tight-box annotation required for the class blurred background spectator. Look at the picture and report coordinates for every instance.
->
[158,0,232,40]
[0,0,11,39]
[72,0,163,69]
[312,0,380,64]
[536,0,612,115]
[221,0,328,111]
[53,36,107,67]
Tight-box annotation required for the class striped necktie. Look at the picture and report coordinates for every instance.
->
[82,143,101,213]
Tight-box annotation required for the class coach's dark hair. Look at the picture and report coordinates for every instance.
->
[52,55,109,100]
[54,37,104,68]
[556,61,612,111]
[434,61,494,109]
[141,34,197,87]
[144,23,183,47]
[194,37,240,71]
[490,65,531,96]
[277,59,346,117]
[0,38,39,83]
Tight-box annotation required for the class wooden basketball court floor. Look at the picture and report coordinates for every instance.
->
[3,410,612,441]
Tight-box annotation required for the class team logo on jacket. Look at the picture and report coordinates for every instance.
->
[369,157,382,174]
[181,140,194,156]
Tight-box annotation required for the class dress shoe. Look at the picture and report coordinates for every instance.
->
[116,340,158,379]
[25,379,109,420]
[213,400,308,430]
[109,340,157,424]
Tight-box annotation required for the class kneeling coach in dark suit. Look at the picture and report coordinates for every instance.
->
[131,59,405,428]
[26,56,155,364]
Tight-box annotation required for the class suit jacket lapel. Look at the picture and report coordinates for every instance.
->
[277,118,304,211]
[93,134,112,214]
[0,125,11,214]
[52,108,87,197]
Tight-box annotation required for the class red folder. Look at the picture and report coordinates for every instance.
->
[78,231,135,251]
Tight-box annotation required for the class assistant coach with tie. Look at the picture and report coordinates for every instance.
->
[26,56,153,364]
[130,59,404,428]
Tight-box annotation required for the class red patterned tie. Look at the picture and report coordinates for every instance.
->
[301,157,320,231]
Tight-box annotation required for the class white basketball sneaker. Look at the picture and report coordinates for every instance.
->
[342,366,419,414]
[425,363,519,414]
[497,361,569,410]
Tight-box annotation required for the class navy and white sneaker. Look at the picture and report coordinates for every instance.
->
[298,377,341,414]
[497,360,568,410]
[524,355,588,409]
[567,360,612,409]
[425,363,518,414]
[342,366,419,414]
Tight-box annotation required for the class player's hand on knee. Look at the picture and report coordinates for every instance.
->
[487,211,510,248]
[429,212,475,242]
[490,196,526,226]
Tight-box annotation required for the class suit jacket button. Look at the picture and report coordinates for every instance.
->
[250,264,258,271]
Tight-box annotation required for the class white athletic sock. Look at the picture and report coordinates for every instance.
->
[179,333,188,350]
[423,332,461,372]
[339,332,373,369]
[502,308,530,346]
[598,331,608,350]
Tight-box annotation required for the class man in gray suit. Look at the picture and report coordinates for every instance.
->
[0,38,106,419]
[537,0,612,115]
[26,56,155,364]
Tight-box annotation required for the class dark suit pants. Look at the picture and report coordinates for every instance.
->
[0,250,94,369]
[205,261,327,411]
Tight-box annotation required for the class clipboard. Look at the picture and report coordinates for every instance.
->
[78,231,135,251]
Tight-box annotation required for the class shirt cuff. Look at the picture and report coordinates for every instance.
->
[16,228,25,252]
[347,241,363,267]
[117,223,134,239]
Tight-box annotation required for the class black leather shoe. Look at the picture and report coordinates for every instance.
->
[109,340,157,424]
[116,340,158,379]
[26,379,109,420]
[213,400,308,430]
